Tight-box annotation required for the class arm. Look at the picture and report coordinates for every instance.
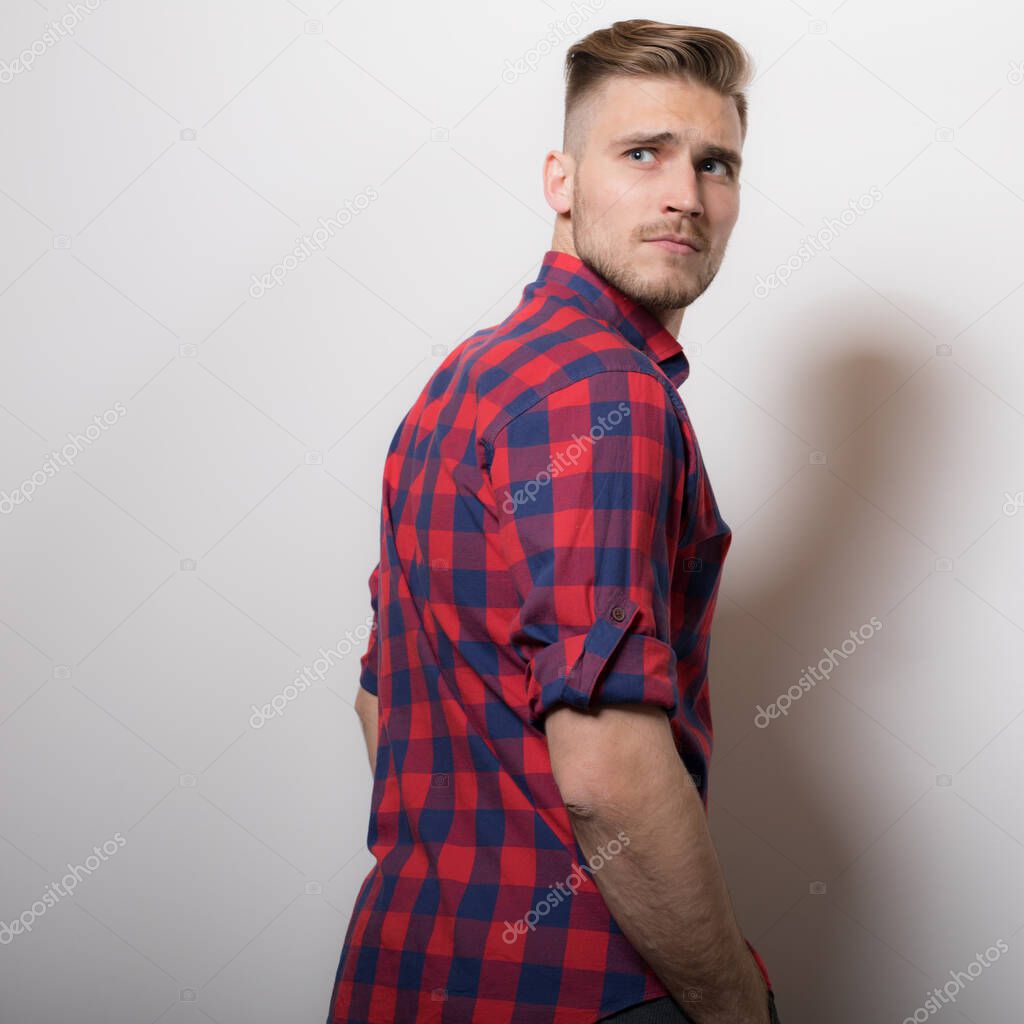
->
[547,702,770,1023]
[354,559,381,775]
[490,369,769,1023]
[354,686,379,774]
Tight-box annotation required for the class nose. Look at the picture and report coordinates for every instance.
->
[663,166,704,218]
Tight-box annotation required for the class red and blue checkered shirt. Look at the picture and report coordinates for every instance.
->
[328,250,773,1023]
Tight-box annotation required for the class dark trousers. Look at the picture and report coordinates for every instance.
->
[596,996,695,1022]
[597,990,781,1023]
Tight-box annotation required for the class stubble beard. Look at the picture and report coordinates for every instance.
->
[570,186,724,313]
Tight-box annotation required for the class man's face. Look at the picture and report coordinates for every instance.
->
[561,74,743,313]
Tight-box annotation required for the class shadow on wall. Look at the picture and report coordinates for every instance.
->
[700,322,957,1022]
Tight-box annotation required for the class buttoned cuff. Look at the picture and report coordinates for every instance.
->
[525,595,678,729]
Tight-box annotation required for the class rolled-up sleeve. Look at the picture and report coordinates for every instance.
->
[489,369,688,731]
[358,560,380,696]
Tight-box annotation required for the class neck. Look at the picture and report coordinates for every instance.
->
[550,234,686,336]
[655,306,684,336]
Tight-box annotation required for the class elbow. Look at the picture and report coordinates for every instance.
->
[354,687,377,719]
[563,798,599,820]
[558,771,637,825]
[548,704,677,823]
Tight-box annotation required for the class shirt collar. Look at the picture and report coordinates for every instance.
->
[524,249,690,388]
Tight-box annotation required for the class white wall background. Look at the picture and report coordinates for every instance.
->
[1,1,1023,1021]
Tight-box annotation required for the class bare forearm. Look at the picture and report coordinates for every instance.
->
[566,753,768,1022]
[358,713,377,773]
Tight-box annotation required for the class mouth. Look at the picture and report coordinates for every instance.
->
[644,236,702,255]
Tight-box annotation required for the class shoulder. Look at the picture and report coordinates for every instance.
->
[472,301,682,448]
[483,366,689,493]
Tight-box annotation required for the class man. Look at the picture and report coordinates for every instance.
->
[328,19,781,1024]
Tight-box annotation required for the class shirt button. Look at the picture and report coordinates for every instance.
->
[610,606,626,622]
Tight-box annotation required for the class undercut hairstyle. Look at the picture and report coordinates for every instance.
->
[562,19,755,160]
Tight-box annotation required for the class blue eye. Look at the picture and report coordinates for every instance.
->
[701,158,732,177]
[626,148,655,163]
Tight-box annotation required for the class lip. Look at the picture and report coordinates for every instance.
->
[645,236,701,254]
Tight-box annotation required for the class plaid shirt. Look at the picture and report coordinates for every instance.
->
[328,250,773,1023]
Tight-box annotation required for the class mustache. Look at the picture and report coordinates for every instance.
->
[641,227,706,244]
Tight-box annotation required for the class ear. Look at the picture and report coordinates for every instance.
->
[542,149,574,215]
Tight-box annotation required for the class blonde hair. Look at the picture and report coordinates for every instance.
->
[563,19,755,158]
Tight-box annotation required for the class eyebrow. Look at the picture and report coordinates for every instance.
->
[608,130,743,173]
